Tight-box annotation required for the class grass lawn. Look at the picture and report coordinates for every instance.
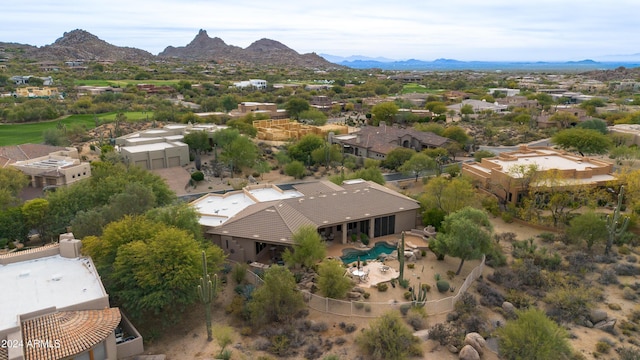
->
[402,83,440,94]
[74,79,183,87]
[0,112,154,146]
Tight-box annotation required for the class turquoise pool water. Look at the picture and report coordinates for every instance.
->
[340,242,397,264]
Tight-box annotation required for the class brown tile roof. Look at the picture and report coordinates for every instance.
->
[0,144,67,168]
[21,308,121,360]
[209,180,419,243]
[292,181,343,196]
[341,125,449,155]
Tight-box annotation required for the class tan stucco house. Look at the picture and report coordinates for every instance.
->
[191,179,421,263]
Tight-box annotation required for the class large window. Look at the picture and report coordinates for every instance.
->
[374,215,396,237]
[255,242,267,255]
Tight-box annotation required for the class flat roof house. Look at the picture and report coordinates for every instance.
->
[0,234,143,360]
[462,145,617,204]
[1,145,91,189]
[192,180,421,263]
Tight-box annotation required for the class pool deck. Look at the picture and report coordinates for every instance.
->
[326,233,429,288]
[326,233,428,258]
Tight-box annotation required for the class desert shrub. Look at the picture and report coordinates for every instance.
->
[566,251,596,275]
[615,263,640,276]
[270,334,291,357]
[454,292,477,314]
[422,283,431,292]
[377,283,388,292]
[311,322,328,332]
[343,323,357,333]
[398,278,410,289]
[619,245,631,255]
[496,308,572,360]
[333,337,346,346]
[494,232,518,243]
[505,289,534,309]
[428,323,464,348]
[501,211,514,223]
[538,232,556,243]
[618,347,640,360]
[354,301,365,310]
[191,171,205,181]
[513,258,546,288]
[363,292,370,299]
[407,263,415,269]
[399,303,411,316]
[598,268,619,285]
[436,280,450,293]
[446,270,456,279]
[477,280,506,307]
[364,304,371,312]
[240,326,252,336]
[485,241,508,268]
[544,285,595,323]
[253,338,271,351]
[595,341,611,354]
[304,344,322,360]
[623,287,638,300]
[232,263,248,284]
[403,291,412,300]
[628,255,638,263]
[356,312,423,360]
[405,308,427,331]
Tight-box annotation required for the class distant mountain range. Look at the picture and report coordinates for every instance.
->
[0,29,337,69]
[1,29,639,71]
[321,57,640,71]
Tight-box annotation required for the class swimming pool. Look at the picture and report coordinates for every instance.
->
[340,241,397,264]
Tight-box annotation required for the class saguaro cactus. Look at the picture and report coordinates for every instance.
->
[197,251,218,341]
[411,282,427,307]
[398,232,405,282]
[605,186,630,256]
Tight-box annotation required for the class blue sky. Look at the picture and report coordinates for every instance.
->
[2,0,639,61]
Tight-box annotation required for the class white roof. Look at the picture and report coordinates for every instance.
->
[488,155,604,175]
[0,255,105,331]
[191,186,304,226]
[121,141,186,153]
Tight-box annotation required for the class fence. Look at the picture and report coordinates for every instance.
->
[303,255,485,318]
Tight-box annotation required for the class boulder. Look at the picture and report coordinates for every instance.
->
[502,301,516,314]
[594,318,617,333]
[589,309,608,324]
[448,344,459,353]
[347,292,362,300]
[352,287,366,294]
[464,332,486,355]
[459,345,480,360]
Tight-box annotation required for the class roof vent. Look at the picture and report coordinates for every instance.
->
[51,274,62,281]
[19,271,30,278]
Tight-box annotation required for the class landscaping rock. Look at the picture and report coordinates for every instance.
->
[352,287,365,294]
[347,292,362,300]
[459,345,480,360]
[413,329,430,341]
[464,332,486,355]
[589,309,608,324]
[448,344,459,354]
[594,318,617,333]
[502,301,516,314]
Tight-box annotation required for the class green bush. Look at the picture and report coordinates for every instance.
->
[544,285,596,323]
[360,233,369,246]
[399,304,411,316]
[0,238,8,248]
[497,308,572,360]
[404,291,412,300]
[501,211,514,223]
[377,283,388,292]
[191,171,205,181]
[595,341,611,354]
[232,263,247,284]
[407,263,415,269]
[398,278,410,289]
[356,312,422,360]
[436,280,450,293]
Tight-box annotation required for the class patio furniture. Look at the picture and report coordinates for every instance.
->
[380,265,390,273]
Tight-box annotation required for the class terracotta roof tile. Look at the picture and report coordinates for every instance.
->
[21,308,121,360]
[341,126,449,155]
[0,144,67,168]
[0,244,59,260]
